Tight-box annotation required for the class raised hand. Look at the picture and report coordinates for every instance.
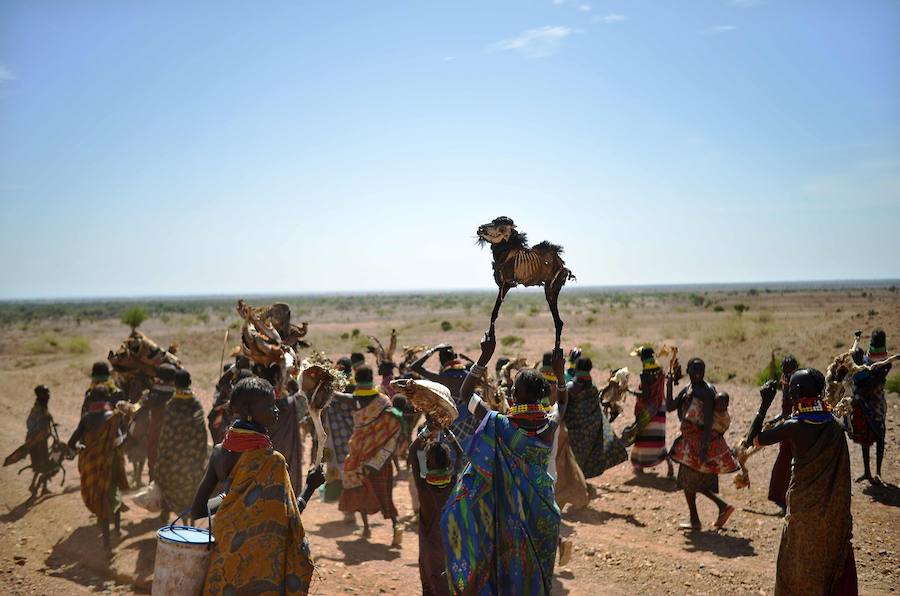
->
[305,465,326,492]
[477,330,497,366]
[759,379,778,407]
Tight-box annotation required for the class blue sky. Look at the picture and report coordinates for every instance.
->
[1,1,898,299]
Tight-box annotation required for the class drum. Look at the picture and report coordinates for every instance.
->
[152,525,214,596]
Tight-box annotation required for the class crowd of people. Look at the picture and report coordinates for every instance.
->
[10,324,894,595]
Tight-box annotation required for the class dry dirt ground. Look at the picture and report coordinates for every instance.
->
[0,288,898,595]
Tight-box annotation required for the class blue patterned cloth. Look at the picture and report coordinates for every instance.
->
[440,411,560,595]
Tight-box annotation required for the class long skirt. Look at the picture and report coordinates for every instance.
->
[338,463,397,519]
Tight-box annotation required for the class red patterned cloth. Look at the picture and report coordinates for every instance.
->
[670,396,738,475]
[339,395,402,517]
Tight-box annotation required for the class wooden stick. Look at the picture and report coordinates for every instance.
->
[219,329,230,377]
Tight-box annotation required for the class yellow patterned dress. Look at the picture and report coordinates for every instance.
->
[204,448,314,595]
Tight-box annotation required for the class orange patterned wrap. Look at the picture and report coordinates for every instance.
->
[204,448,313,595]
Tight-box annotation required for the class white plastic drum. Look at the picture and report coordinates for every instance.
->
[152,525,214,596]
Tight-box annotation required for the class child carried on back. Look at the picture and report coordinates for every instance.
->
[712,392,731,436]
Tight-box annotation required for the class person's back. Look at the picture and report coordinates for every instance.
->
[191,377,315,595]
[441,332,561,595]
[155,370,208,520]
[754,368,857,596]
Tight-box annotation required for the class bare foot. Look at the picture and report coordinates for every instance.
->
[361,527,372,540]
[391,526,403,548]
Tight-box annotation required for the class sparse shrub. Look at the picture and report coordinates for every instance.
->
[748,288,759,296]
[351,329,360,338]
[440,321,453,332]
[121,306,148,331]
[868,309,878,317]
[586,316,596,326]
[886,374,900,395]
[500,335,524,347]
[340,332,350,340]
[689,293,704,307]
[755,312,773,324]
[24,334,90,355]
[714,305,725,312]
[733,304,749,316]
[754,357,802,386]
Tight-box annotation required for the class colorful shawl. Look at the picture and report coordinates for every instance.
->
[204,448,313,595]
[77,411,129,522]
[341,395,402,491]
[627,369,668,468]
[669,395,738,475]
[154,390,208,514]
[441,411,560,595]
[564,381,628,478]
[325,394,355,466]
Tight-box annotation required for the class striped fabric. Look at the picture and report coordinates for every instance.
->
[630,411,668,468]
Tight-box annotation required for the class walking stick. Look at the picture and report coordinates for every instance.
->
[218,329,230,376]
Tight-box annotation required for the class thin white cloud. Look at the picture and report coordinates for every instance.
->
[731,0,762,7]
[490,26,573,57]
[578,4,591,12]
[593,13,627,24]
[704,25,737,34]
[444,56,456,62]
[0,64,14,82]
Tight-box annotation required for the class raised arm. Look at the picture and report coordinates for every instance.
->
[743,380,778,448]
[552,348,568,409]
[460,332,496,422]
[756,419,795,447]
[408,345,449,383]
[665,377,682,413]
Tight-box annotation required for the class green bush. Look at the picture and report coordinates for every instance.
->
[440,321,453,332]
[733,304,749,316]
[886,374,900,396]
[121,306,148,331]
[754,357,802,386]
[713,305,725,312]
[500,335,524,347]
[24,334,90,355]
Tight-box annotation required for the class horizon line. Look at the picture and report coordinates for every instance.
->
[2,277,898,304]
